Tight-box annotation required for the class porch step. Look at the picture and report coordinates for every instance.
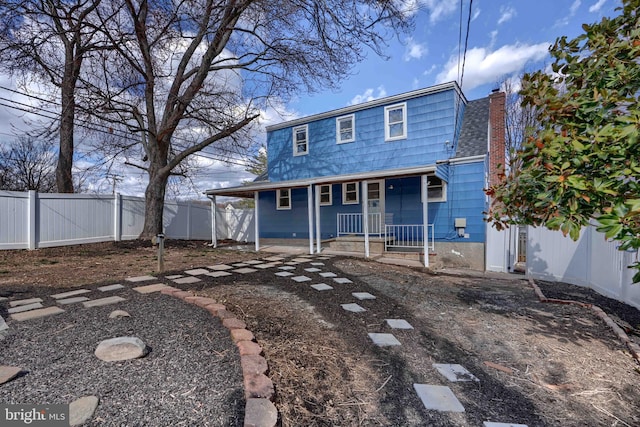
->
[327,236,388,255]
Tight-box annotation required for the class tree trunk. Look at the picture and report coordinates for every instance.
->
[140,169,170,240]
[56,83,75,193]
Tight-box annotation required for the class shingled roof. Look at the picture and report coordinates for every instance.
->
[455,96,489,158]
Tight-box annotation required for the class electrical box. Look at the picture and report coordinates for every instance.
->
[454,218,467,228]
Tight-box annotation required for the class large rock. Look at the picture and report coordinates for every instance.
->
[69,395,99,426]
[0,366,22,385]
[95,337,148,362]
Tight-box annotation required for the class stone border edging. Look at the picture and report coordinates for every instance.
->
[528,277,640,365]
[159,288,278,427]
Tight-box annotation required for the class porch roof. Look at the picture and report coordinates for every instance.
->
[205,164,440,198]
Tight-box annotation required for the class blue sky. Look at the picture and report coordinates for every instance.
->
[0,0,622,198]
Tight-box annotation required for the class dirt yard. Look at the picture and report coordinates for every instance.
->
[1,241,639,426]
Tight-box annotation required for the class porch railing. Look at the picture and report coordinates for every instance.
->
[337,213,382,237]
[385,224,435,252]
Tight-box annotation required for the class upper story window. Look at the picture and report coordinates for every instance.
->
[336,114,355,144]
[421,176,447,203]
[319,184,332,206]
[293,125,308,156]
[277,188,291,210]
[384,103,407,141]
[342,182,359,205]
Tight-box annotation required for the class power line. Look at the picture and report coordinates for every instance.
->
[459,0,473,90]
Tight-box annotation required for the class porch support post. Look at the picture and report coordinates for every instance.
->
[210,196,217,248]
[362,180,370,258]
[421,175,429,268]
[307,184,314,255]
[254,191,260,252]
[315,184,321,253]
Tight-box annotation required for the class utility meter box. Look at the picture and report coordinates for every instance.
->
[454,218,467,228]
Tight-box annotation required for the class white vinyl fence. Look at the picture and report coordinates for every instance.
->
[0,191,255,250]
[486,223,640,310]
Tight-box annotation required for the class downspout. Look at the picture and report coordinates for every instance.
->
[422,175,429,268]
[254,191,260,252]
[208,195,217,248]
[363,180,370,258]
[307,184,314,255]
[315,184,321,253]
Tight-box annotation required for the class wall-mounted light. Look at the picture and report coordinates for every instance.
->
[388,184,394,190]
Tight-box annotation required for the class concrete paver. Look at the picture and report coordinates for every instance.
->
[341,303,366,313]
[133,284,174,294]
[184,268,210,275]
[11,306,65,321]
[255,263,277,269]
[172,276,202,284]
[319,272,337,278]
[386,319,414,329]
[98,284,125,292]
[232,263,249,267]
[413,384,465,412]
[292,258,311,263]
[234,268,258,274]
[311,284,333,291]
[165,275,183,280]
[8,303,43,314]
[57,297,91,305]
[304,268,321,272]
[244,260,263,265]
[310,262,325,266]
[433,364,479,382]
[0,315,7,332]
[50,289,91,299]
[368,333,401,346]
[352,292,376,300]
[483,423,528,427]
[205,271,232,278]
[82,296,126,308]
[125,275,156,282]
[291,276,311,282]
[208,264,233,270]
[263,256,285,261]
[278,266,295,270]
[333,277,353,284]
[9,298,43,307]
[275,272,294,277]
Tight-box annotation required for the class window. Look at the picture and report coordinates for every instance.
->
[277,189,291,210]
[336,114,355,144]
[384,103,407,141]
[293,125,308,156]
[342,182,359,205]
[421,176,447,203]
[319,184,332,206]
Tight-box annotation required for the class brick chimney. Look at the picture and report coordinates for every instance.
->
[488,89,506,187]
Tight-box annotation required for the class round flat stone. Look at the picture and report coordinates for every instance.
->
[0,366,22,385]
[95,337,148,362]
[109,310,131,319]
[69,395,99,426]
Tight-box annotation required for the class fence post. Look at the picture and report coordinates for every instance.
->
[28,190,37,250]
[114,193,122,242]
[186,201,192,240]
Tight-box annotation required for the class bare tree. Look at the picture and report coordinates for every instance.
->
[0,0,119,192]
[85,0,409,239]
[500,74,539,170]
[0,135,56,191]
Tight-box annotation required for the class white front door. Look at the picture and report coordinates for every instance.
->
[366,180,384,234]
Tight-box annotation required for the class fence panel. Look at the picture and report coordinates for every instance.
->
[0,191,29,249]
[121,196,145,240]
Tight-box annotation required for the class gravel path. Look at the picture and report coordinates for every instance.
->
[0,291,244,426]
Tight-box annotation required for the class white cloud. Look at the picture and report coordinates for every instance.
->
[349,86,387,105]
[472,7,481,21]
[403,37,427,61]
[423,64,437,75]
[570,0,582,15]
[498,6,517,25]
[435,42,551,92]
[396,0,457,23]
[589,0,606,12]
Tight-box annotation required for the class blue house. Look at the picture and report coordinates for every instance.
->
[206,81,505,270]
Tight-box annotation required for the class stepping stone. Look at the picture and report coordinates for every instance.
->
[310,262,325,266]
[98,284,125,292]
[0,366,22,385]
[352,292,376,300]
[234,268,258,274]
[413,384,465,412]
[208,264,233,270]
[125,275,155,283]
[304,268,321,273]
[165,275,183,280]
[57,297,90,305]
[255,263,277,269]
[278,266,296,270]
[386,319,414,329]
[83,296,126,308]
[284,261,299,265]
[368,333,401,346]
[184,268,210,276]
[311,283,333,291]
[133,283,173,294]
[291,276,311,283]
[244,260,263,265]
[69,396,99,427]
[50,289,91,299]
[433,364,479,382]
[333,277,353,284]
[484,423,528,427]
[94,336,148,361]
[233,263,249,267]
[263,256,284,261]
[11,306,65,321]
[341,303,366,313]
[9,298,43,307]
[244,398,278,427]
[205,271,232,278]
[172,276,201,284]
[109,310,131,319]
[0,296,7,302]
[320,272,337,278]
[0,315,7,332]
[292,258,311,263]
[8,302,43,314]
[275,272,294,277]
[317,256,332,260]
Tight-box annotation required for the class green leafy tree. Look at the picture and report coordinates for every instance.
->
[486,0,640,282]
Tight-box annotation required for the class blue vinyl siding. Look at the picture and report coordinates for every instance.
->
[267,89,462,182]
